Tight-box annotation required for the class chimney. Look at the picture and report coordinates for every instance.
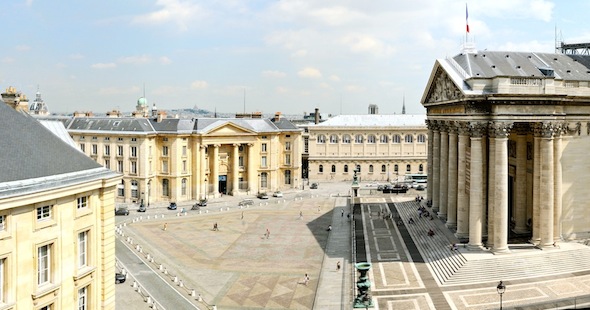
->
[314,108,319,124]
[157,111,167,122]
[274,112,282,121]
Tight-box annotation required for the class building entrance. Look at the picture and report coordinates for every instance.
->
[219,175,227,195]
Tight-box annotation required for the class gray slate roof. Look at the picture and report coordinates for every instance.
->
[66,117,155,134]
[311,114,427,127]
[0,101,115,187]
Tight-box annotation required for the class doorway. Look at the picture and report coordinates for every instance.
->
[219,175,227,195]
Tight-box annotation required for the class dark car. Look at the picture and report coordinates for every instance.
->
[416,185,426,191]
[310,182,319,189]
[196,199,207,207]
[115,273,126,284]
[238,199,254,207]
[257,192,269,199]
[115,208,129,216]
[137,204,146,212]
[168,202,177,210]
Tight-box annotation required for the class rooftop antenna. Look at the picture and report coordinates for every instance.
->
[402,94,406,115]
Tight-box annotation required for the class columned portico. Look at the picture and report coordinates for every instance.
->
[492,122,512,254]
[426,121,434,204]
[468,122,485,250]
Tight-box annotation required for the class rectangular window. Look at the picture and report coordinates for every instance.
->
[104,137,110,141]
[182,160,187,172]
[131,137,137,142]
[104,159,110,169]
[104,145,110,156]
[78,231,88,268]
[261,156,267,167]
[117,145,123,156]
[117,160,123,173]
[162,137,168,142]
[238,156,244,167]
[285,154,291,165]
[91,136,97,141]
[118,137,123,142]
[40,305,53,310]
[0,215,4,231]
[37,206,51,221]
[80,144,86,153]
[130,146,137,158]
[162,161,168,173]
[117,182,125,197]
[77,196,88,209]
[162,146,169,156]
[78,286,88,310]
[38,244,51,285]
[285,142,291,151]
[304,138,309,153]
[91,144,98,155]
[130,161,137,174]
[0,258,4,303]
[261,143,267,152]
[182,146,187,156]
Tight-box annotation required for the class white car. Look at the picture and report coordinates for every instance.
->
[273,191,283,198]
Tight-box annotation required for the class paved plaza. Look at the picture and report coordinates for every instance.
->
[116,182,590,309]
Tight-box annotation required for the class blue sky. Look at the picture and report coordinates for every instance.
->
[1,0,589,116]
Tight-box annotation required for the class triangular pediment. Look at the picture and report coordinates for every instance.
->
[423,66,465,104]
[205,122,256,136]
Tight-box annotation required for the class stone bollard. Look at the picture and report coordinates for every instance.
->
[220,207,223,212]
[161,214,165,218]
[133,280,137,288]
[137,286,141,294]
[174,276,178,283]
[146,296,152,304]
[164,268,168,275]
[147,254,151,260]
[122,268,127,275]
[159,264,163,271]
[226,207,229,211]
[191,289,196,297]
[154,214,158,219]
[147,215,150,220]
[198,294,203,302]
[140,216,143,220]
[179,280,184,287]
[213,306,217,310]
[124,222,127,226]
[240,206,243,209]
[206,210,209,213]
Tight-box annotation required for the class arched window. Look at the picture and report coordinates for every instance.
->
[344,165,349,173]
[284,170,291,184]
[367,135,376,143]
[380,135,388,143]
[131,180,139,198]
[355,134,363,143]
[162,179,170,196]
[394,164,399,173]
[419,164,424,172]
[330,135,338,143]
[181,178,187,195]
[392,135,401,143]
[369,165,374,173]
[356,164,361,172]
[261,172,268,188]
[381,164,386,172]
[405,135,413,143]
[317,134,326,144]
[417,134,426,143]
[331,165,336,173]
[319,165,324,173]
[342,134,351,144]
[406,164,411,172]
[117,180,125,197]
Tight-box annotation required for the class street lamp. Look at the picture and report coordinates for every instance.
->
[387,163,390,182]
[257,173,261,194]
[204,177,208,200]
[147,179,151,207]
[497,280,506,310]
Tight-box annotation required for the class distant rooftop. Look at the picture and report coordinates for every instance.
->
[311,114,426,127]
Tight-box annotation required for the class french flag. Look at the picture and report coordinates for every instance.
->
[466,3,470,33]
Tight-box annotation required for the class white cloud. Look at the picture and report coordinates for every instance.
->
[276,86,289,94]
[262,70,287,78]
[25,0,32,7]
[153,85,184,95]
[319,82,331,89]
[474,0,554,22]
[292,49,308,57]
[345,84,366,93]
[118,55,152,65]
[2,57,14,64]
[330,75,341,82]
[309,6,366,26]
[159,56,172,65]
[298,67,322,79]
[91,63,116,69]
[190,80,209,89]
[341,33,394,56]
[131,0,208,31]
[69,53,84,60]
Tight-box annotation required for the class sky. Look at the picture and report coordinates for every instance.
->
[1,0,590,116]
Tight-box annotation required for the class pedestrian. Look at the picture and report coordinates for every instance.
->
[299,211,303,219]
[318,205,321,213]
[213,222,218,231]
[341,209,344,217]
[326,225,332,231]
[304,273,309,285]
[163,223,168,231]
[266,228,270,239]
[241,211,244,220]
[337,261,341,271]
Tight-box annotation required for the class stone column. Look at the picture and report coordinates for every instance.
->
[532,132,541,244]
[232,144,240,195]
[247,143,257,194]
[200,145,208,199]
[492,122,512,254]
[212,144,220,196]
[455,123,469,240]
[468,122,486,250]
[438,125,449,220]
[487,134,496,249]
[426,120,434,204]
[538,123,555,248]
[553,125,563,242]
[514,125,529,233]
[446,123,458,230]
[432,123,441,212]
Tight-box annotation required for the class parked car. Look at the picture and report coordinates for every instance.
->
[196,199,207,207]
[257,192,269,199]
[137,204,146,212]
[167,202,177,210]
[238,199,254,207]
[310,182,319,189]
[115,273,126,284]
[272,191,283,198]
[115,208,129,216]
[416,185,426,191]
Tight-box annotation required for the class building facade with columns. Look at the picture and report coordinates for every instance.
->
[422,50,590,253]
[307,114,428,183]
[0,100,120,309]
[61,110,302,204]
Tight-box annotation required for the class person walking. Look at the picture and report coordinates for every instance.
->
[304,273,309,285]
[337,261,341,271]
[299,211,303,219]
[163,223,168,231]
[266,228,270,239]
[213,222,219,231]
[341,209,344,217]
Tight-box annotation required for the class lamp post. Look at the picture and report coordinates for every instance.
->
[257,173,261,195]
[147,179,151,207]
[204,177,208,200]
[387,163,390,182]
[497,280,506,310]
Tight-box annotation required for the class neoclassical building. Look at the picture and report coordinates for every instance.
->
[60,105,302,204]
[422,50,590,252]
[0,100,120,309]
[307,114,428,182]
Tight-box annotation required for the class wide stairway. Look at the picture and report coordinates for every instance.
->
[395,200,590,286]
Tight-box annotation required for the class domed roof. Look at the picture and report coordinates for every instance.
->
[137,97,147,106]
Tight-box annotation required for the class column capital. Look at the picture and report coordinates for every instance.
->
[447,121,460,134]
[200,144,208,149]
[213,144,221,148]
[533,122,557,138]
[456,121,470,136]
[233,143,240,147]
[488,121,513,138]
[248,143,254,147]
[468,121,488,138]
